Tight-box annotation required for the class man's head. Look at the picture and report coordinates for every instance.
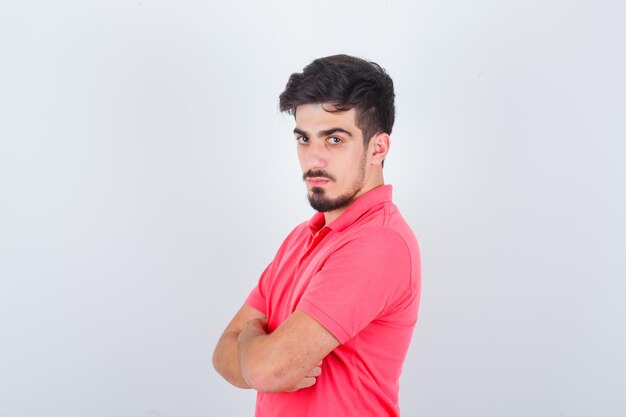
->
[279,55,395,216]
[279,54,395,146]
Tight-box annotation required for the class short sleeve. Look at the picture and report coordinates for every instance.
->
[245,262,272,315]
[297,228,414,344]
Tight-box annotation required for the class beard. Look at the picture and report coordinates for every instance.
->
[305,153,366,213]
[307,187,360,212]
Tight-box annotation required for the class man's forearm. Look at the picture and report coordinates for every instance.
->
[212,330,251,389]
[217,313,328,393]
[237,319,277,391]
[237,318,306,393]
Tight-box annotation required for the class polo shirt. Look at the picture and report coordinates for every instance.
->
[245,184,421,417]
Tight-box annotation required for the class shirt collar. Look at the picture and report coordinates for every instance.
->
[306,185,393,234]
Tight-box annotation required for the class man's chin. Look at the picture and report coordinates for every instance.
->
[307,190,354,213]
[309,186,326,195]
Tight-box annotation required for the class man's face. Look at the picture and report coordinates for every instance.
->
[294,103,371,213]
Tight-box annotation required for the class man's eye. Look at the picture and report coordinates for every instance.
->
[328,137,342,144]
[296,136,309,144]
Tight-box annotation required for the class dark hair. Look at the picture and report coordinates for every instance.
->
[279,54,395,144]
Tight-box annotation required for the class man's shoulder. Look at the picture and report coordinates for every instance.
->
[347,201,418,248]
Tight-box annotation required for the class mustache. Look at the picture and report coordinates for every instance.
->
[303,170,336,182]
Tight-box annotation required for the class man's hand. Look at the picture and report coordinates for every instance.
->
[288,362,322,392]
[238,318,269,344]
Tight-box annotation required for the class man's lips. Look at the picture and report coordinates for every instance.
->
[303,170,335,187]
[305,177,331,186]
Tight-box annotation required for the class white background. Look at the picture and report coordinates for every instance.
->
[1,1,625,416]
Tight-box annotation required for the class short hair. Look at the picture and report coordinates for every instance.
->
[279,54,395,144]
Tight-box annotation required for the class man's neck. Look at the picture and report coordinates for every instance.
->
[323,207,347,226]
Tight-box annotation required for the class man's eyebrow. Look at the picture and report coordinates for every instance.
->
[293,127,353,137]
[293,127,352,137]
[319,128,353,137]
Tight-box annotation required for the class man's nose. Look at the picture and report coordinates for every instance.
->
[303,141,328,170]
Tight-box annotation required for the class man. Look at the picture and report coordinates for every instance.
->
[212,54,421,417]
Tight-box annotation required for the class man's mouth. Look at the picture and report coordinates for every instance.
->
[306,177,331,187]
[303,170,335,185]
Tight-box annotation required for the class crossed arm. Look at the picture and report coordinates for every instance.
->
[212,304,340,393]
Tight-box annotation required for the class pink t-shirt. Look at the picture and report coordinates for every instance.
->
[245,185,421,417]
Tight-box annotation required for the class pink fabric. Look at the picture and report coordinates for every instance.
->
[245,185,421,417]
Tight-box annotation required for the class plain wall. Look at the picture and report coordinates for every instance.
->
[1,1,625,416]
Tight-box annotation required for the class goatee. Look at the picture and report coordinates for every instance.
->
[307,188,358,212]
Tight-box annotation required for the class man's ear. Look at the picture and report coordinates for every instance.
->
[368,133,390,166]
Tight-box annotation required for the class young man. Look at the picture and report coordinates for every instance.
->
[212,54,421,417]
